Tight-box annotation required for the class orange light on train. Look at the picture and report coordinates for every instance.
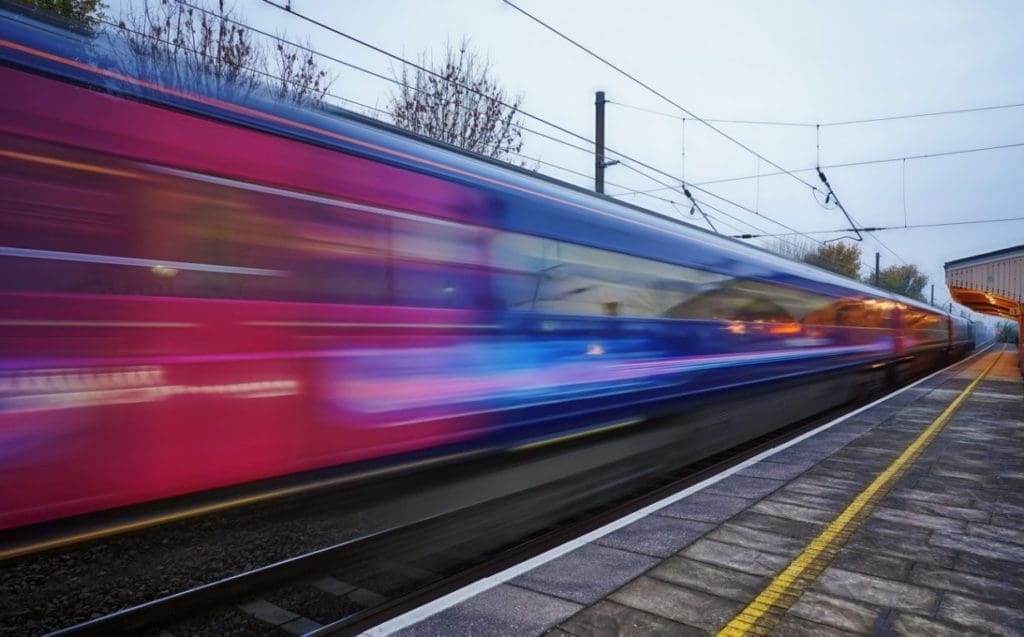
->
[725,321,746,335]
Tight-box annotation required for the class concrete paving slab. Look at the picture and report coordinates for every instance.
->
[779,481,857,502]
[787,590,882,634]
[772,614,860,637]
[954,551,1024,581]
[702,474,787,499]
[931,530,1024,562]
[608,575,744,632]
[786,474,864,492]
[767,489,850,515]
[965,521,1024,546]
[595,515,712,558]
[909,563,1024,608]
[869,507,969,534]
[705,523,808,558]
[747,499,836,524]
[679,538,788,577]
[885,486,975,508]
[737,460,813,481]
[810,568,937,615]
[726,509,823,541]
[555,600,702,637]
[888,611,970,637]
[798,467,870,487]
[647,556,767,603]
[894,499,990,522]
[512,543,658,605]
[831,547,914,581]
[937,593,1024,636]
[656,491,753,523]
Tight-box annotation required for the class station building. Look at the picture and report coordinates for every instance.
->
[945,243,1024,375]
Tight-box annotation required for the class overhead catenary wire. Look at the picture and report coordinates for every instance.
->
[500,1,912,275]
[608,98,1024,128]
[124,4,765,241]
[606,101,816,128]
[245,1,1009,282]
[98,3,923,281]
[255,0,598,150]
[814,169,862,242]
[825,102,1024,127]
[608,91,1013,270]
[730,215,1024,238]
[500,0,825,197]
[612,159,824,246]
[176,0,901,275]
[103,7,632,202]
[177,0,600,158]
[111,12,589,164]
[360,5,1001,287]
[174,0,716,219]
[622,141,1024,193]
[611,92,1015,264]
[252,0,832,248]
[606,161,823,255]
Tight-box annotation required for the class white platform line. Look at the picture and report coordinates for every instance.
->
[361,345,993,636]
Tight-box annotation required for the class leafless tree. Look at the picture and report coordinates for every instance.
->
[273,36,330,107]
[388,38,525,162]
[115,0,331,105]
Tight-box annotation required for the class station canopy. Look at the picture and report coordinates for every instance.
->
[945,244,1024,321]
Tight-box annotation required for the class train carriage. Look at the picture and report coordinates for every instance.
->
[0,9,972,531]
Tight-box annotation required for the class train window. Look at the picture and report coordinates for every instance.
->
[490,232,890,328]
[803,297,891,329]
[665,286,795,323]
[491,232,727,317]
[388,217,491,309]
[904,309,946,343]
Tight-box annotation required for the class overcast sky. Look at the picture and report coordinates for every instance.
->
[116,0,1024,319]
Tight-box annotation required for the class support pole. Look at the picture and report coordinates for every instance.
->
[931,284,935,305]
[595,91,607,193]
[874,252,880,286]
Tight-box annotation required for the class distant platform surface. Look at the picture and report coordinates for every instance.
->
[373,345,1024,636]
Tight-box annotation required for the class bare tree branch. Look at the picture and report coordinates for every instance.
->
[115,0,332,106]
[388,37,525,163]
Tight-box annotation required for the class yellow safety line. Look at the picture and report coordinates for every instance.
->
[717,351,1001,637]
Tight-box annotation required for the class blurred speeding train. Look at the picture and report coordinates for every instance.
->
[0,10,974,532]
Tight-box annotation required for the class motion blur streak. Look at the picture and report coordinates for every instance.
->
[0,245,286,277]
[0,9,973,532]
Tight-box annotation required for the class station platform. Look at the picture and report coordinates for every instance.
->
[368,345,1024,636]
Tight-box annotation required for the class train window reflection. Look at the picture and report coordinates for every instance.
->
[665,287,795,323]
[804,298,891,329]
[491,233,899,329]
[491,232,728,317]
